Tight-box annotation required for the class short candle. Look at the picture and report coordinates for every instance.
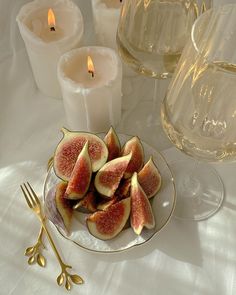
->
[57,46,122,132]
[16,0,84,99]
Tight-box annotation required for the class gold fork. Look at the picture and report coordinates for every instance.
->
[20,182,84,291]
[24,157,53,268]
[24,156,54,269]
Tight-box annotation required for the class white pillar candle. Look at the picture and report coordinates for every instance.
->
[91,0,122,50]
[16,0,84,99]
[57,46,122,132]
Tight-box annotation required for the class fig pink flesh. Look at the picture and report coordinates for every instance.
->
[66,158,91,196]
[130,173,155,234]
[95,153,132,197]
[138,158,161,198]
[122,137,144,178]
[99,162,127,188]
[87,198,130,240]
[95,202,125,235]
[66,141,92,199]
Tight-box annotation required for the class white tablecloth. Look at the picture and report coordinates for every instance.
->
[0,1,236,294]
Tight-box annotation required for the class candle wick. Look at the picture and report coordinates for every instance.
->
[88,70,94,78]
[50,26,56,32]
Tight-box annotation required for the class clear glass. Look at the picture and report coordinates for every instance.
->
[162,5,236,162]
[117,0,212,149]
[117,0,207,79]
[161,5,236,220]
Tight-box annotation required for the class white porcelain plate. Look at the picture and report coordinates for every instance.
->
[43,134,176,253]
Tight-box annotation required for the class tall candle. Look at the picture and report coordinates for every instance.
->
[91,0,122,50]
[16,0,84,99]
[57,46,122,132]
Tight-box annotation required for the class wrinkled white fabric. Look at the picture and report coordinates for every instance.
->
[0,1,236,295]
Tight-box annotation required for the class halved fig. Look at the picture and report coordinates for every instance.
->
[86,198,131,240]
[130,173,155,235]
[121,136,144,179]
[94,153,132,198]
[53,128,108,181]
[65,141,92,200]
[55,182,73,234]
[73,191,97,213]
[138,157,161,198]
[104,126,121,161]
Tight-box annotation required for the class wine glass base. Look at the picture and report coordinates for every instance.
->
[118,100,171,150]
[170,160,224,221]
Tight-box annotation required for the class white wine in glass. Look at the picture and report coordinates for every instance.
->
[161,4,236,220]
[117,0,212,149]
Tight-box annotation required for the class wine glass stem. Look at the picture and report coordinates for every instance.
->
[152,78,170,124]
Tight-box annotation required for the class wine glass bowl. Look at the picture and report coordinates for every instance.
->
[117,0,210,79]
[161,4,236,220]
[161,5,236,162]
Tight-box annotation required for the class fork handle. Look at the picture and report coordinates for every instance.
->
[39,218,65,267]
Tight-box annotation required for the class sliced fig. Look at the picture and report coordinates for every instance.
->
[73,191,97,213]
[65,141,92,200]
[97,196,119,211]
[53,128,108,181]
[130,173,155,235]
[94,153,132,198]
[138,157,161,198]
[121,136,144,179]
[55,182,73,234]
[104,126,121,161]
[115,179,131,199]
[86,198,131,240]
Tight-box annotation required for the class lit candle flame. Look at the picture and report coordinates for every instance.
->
[48,8,56,31]
[87,56,95,78]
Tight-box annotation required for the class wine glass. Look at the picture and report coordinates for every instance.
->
[117,0,212,149]
[161,4,236,220]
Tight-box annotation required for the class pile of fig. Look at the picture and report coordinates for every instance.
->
[45,127,162,241]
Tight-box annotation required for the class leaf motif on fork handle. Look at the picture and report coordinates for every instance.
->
[24,226,46,267]
[20,182,84,290]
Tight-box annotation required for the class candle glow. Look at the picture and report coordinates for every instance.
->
[87,55,95,78]
[48,8,56,31]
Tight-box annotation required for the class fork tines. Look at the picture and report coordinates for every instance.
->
[20,182,40,209]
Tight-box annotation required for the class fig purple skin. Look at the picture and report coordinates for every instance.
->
[53,128,108,181]
[55,182,73,234]
[104,127,121,161]
[121,136,144,179]
[86,197,131,240]
[44,185,68,234]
